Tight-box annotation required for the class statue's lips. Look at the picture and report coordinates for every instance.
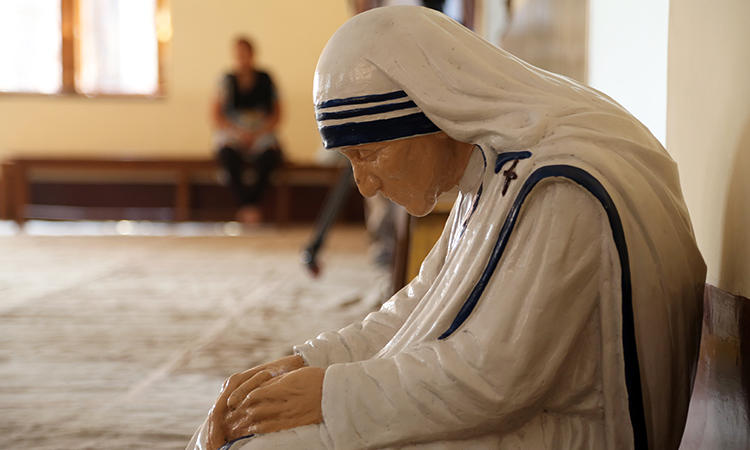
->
[379,189,401,205]
[379,189,434,217]
[380,190,411,212]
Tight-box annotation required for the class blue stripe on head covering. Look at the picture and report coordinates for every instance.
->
[319,112,441,149]
[316,90,441,149]
[316,90,408,109]
[316,100,418,121]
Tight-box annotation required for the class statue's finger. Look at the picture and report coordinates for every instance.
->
[216,371,252,410]
[257,372,285,388]
[220,371,246,393]
[223,399,259,426]
[246,401,288,423]
[206,408,227,450]
[224,414,256,443]
[227,370,274,411]
[232,385,278,418]
[242,378,286,408]
[224,401,286,441]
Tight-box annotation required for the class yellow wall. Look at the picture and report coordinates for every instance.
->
[667,0,750,296]
[0,0,349,162]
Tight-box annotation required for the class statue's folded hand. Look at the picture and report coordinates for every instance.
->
[223,366,326,440]
[227,370,276,411]
[206,355,307,450]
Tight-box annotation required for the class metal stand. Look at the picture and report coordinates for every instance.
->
[300,164,354,276]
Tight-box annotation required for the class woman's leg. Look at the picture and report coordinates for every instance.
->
[216,146,251,205]
[244,147,283,205]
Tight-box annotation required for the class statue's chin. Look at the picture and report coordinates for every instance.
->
[402,198,436,217]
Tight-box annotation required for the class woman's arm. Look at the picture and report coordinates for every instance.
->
[211,95,233,131]
[256,99,281,135]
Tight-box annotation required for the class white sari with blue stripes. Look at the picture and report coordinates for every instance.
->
[188,6,705,450]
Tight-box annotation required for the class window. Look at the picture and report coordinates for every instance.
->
[0,0,171,97]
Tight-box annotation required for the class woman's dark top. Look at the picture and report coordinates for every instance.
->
[223,70,276,115]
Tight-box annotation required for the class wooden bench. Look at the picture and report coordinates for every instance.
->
[0,157,348,225]
[680,284,750,449]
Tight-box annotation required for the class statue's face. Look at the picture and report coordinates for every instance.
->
[340,132,462,217]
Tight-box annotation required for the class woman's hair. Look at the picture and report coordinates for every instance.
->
[235,36,254,53]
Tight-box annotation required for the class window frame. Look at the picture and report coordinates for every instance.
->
[1,0,170,99]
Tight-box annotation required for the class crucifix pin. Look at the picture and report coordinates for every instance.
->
[502,159,520,196]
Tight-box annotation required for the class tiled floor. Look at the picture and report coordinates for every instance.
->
[0,219,256,237]
[0,223,389,450]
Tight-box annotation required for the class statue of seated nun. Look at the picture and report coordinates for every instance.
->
[187,6,706,450]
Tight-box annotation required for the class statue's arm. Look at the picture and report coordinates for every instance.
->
[205,204,459,449]
[295,206,456,368]
[321,181,614,449]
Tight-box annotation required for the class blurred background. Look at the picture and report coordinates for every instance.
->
[0,0,748,449]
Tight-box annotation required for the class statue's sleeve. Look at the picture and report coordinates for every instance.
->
[320,180,614,449]
[294,205,456,368]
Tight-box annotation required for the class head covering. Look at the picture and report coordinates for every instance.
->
[314,5,645,153]
[314,39,444,150]
[315,90,440,149]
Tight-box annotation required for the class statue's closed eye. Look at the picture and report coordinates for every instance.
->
[344,147,379,162]
[359,149,379,160]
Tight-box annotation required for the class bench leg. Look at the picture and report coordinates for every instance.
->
[276,176,290,225]
[175,170,191,222]
[10,164,27,226]
[0,163,10,221]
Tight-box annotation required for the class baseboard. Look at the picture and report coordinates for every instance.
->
[23,182,365,224]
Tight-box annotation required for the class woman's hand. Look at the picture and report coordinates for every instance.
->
[238,129,259,149]
[206,355,306,450]
[223,366,326,440]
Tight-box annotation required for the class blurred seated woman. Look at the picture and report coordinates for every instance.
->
[212,37,282,224]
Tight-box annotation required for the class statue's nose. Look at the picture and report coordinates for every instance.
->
[352,165,380,197]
